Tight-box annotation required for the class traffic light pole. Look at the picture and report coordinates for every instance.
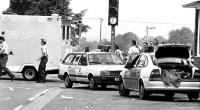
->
[111,25,115,53]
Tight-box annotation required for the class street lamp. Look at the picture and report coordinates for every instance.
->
[146,26,156,43]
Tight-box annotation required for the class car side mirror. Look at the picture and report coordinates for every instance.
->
[8,50,14,55]
[124,62,132,69]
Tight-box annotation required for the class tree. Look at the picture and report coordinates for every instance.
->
[154,35,168,44]
[115,32,139,51]
[168,27,194,45]
[79,37,98,51]
[3,0,90,46]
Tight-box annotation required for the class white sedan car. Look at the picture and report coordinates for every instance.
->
[118,44,200,100]
[58,52,124,90]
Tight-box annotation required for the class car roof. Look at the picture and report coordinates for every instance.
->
[68,51,113,55]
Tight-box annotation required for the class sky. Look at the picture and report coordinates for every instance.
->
[0,0,196,42]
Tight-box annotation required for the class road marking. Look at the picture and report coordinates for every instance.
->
[21,88,62,110]
[13,105,24,110]
[28,88,51,101]
[5,97,11,100]
[60,95,74,99]
[25,88,31,90]
[9,87,14,91]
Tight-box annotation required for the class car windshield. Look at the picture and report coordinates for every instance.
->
[88,53,123,65]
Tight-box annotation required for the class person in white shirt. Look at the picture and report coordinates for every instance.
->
[0,36,15,81]
[115,44,123,61]
[127,40,140,62]
[37,38,48,83]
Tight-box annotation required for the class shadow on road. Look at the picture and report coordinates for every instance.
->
[0,76,62,83]
[119,93,200,103]
[60,85,118,91]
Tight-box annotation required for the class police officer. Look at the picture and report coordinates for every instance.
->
[0,36,15,81]
[37,38,48,83]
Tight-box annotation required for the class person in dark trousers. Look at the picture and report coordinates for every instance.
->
[37,38,48,83]
[0,36,15,81]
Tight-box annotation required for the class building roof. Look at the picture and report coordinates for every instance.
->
[183,0,200,8]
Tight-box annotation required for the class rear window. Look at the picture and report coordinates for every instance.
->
[155,46,190,59]
[88,53,123,65]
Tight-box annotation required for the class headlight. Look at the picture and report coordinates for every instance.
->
[100,70,110,76]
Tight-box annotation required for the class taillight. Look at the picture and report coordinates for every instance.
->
[194,70,200,78]
[149,69,161,81]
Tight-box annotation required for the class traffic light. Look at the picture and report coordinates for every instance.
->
[108,0,119,26]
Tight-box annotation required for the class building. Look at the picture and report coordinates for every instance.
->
[183,1,200,69]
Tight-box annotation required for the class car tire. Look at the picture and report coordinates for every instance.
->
[22,68,37,81]
[164,93,175,100]
[139,83,149,100]
[89,76,97,90]
[187,92,199,101]
[64,75,73,88]
[118,81,130,96]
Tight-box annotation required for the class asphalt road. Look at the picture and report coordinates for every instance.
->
[0,73,199,110]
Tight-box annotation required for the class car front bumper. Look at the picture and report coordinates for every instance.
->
[93,76,119,85]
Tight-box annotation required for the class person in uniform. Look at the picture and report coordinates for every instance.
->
[0,36,15,81]
[37,38,48,83]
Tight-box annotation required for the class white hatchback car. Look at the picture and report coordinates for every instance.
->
[58,52,124,89]
[118,44,200,100]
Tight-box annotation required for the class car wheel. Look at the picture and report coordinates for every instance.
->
[64,75,73,88]
[187,92,199,101]
[164,93,175,100]
[118,81,130,96]
[89,76,97,90]
[101,84,107,89]
[22,68,37,81]
[139,83,149,100]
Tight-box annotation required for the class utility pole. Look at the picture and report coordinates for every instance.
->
[146,26,156,43]
[77,20,82,51]
[111,25,115,53]
[99,18,103,44]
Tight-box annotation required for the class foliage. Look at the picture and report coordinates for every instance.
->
[79,37,98,51]
[168,27,194,48]
[115,32,139,52]
[3,0,90,46]
[155,35,168,44]
[101,38,111,45]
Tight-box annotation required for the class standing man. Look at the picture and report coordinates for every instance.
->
[37,38,48,83]
[0,36,15,81]
[115,44,123,61]
[127,40,140,62]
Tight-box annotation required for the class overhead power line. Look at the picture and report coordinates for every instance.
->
[82,18,194,26]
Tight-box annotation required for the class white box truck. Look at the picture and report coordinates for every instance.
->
[0,14,73,80]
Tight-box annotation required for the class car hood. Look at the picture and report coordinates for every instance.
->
[88,65,125,71]
[155,44,190,59]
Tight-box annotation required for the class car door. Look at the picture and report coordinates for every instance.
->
[123,55,140,89]
[59,53,75,79]
[76,54,88,82]
[131,55,148,90]
[68,54,82,81]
